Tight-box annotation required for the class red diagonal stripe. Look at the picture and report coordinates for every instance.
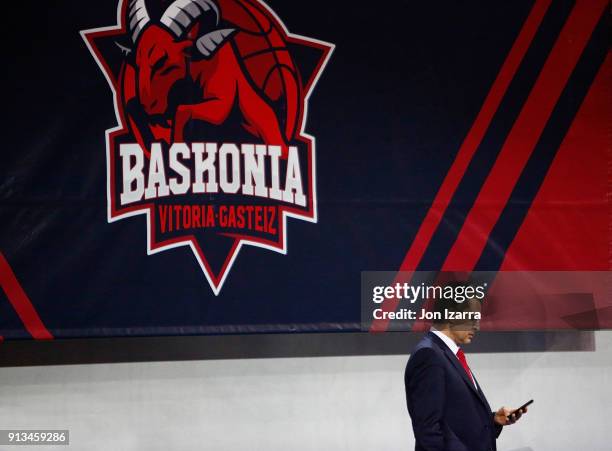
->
[0,253,53,340]
[369,0,552,332]
[501,53,612,271]
[442,0,608,271]
[400,0,552,272]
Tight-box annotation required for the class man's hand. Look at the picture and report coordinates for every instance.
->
[494,406,528,426]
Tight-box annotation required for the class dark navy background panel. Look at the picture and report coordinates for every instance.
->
[2,1,535,338]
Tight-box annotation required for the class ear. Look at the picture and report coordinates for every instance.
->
[114,38,136,65]
[178,40,194,58]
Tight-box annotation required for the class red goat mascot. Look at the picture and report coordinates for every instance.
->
[121,0,295,157]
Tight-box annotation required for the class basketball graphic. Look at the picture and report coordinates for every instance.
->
[220,0,302,140]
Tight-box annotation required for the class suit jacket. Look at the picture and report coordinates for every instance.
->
[404,332,502,451]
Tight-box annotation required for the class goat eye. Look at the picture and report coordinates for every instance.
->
[152,54,168,73]
[159,65,179,76]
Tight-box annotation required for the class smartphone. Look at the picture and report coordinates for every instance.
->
[507,399,533,419]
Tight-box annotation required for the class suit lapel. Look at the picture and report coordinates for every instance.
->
[428,332,489,408]
[473,374,493,412]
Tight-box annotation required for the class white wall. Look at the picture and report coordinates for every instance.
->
[1,331,611,451]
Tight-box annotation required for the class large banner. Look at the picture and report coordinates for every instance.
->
[1,0,610,339]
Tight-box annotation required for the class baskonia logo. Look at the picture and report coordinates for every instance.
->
[82,0,333,294]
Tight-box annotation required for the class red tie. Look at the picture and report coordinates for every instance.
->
[456,348,475,385]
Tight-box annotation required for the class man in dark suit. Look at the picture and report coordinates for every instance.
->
[404,286,527,451]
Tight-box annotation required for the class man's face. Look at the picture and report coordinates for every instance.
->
[449,299,481,345]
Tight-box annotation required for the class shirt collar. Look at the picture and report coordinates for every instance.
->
[430,326,460,355]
